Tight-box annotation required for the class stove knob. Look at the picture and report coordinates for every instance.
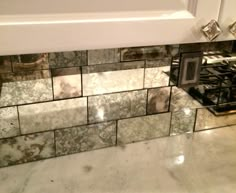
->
[229,21,236,37]
[202,20,222,41]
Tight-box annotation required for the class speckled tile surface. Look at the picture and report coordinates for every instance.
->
[170,86,202,112]
[88,49,120,65]
[55,121,116,156]
[121,45,178,61]
[170,108,196,135]
[52,67,81,99]
[0,107,20,139]
[49,51,87,68]
[18,98,87,134]
[0,70,53,107]
[147,87,170,114]
[88,90,147,123]
[83,62,144,96]
[0,131,55,167]
[0,56,12,73]
[12,54,49,72]
[195,108,236,131]
[144,66,170,88]
[117,113,171,144]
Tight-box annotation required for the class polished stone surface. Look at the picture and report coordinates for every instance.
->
[88,49,120,65]
[170,86,202,112]
[170,108,196,135]
[88,90,147,123]
[49,51,87,68]
[12,54,49,72]
[1,126,236,193]
[147,87,170,114]
[0,56,12,73]
[18,98,87,134]
[55,121,116,156]
[144,66,170,88]
[0,131,55,167]
[83,62,144,96]
[52,67,81,99]
[0,107,20,139]
[195,108,236,131]
[117,113,171,144]
[0,70,53,107]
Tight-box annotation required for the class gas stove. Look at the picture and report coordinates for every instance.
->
[170,51,236,116]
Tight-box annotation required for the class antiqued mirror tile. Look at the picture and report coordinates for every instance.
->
[145,58,171,68]
[0,56,12,73]
[88,90,147,123]
[170,108,196,135]
[18,98,87,134]
[83,62,144,96]
[147,87,171,114]
[88,49,120,65]
[121,45,178,61]
[117,113,171,144]
[55,121,116,156]
[0,107,20,139]
[12,54,49,72]
[0,131,55,167]
[195,108,236,131]
[144,66,170,88]
[49,51,87,68]
[0,70,53,107]
[170,86,202,112]
[52,67,81,99]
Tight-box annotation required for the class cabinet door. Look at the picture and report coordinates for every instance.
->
[0,0,221,55]
[218,0,236,41]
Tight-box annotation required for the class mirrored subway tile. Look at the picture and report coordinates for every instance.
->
[55,121,116,156]
[121,45,178,62]
[0,131,55,167]
[0,107,20,139]
[179,41,233,53]
[147,87,170,114]
[170,86,202,112]
[0,56,12,73]
[82,61,144,96]
[144,66,170,88]
[52,67,81,99]
[88,90,147,124]
[0,70,53,107]
[117,113,171,144]
[12,54,49,72]
[88,48,120,65]
[49,51,87,68]
[145,57,171,68]
[18,98,87,134]
[195,108,236,131]
[170,108,196,136]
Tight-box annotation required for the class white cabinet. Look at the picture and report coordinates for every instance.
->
[218,0,236,41]
[0,0,228,55]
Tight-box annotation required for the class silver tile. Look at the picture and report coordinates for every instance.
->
[18,98,87,134]
[0,131,55,167]
[0,107,20,139]
[195,108,236,131]
[88,49,120,65]
[55,121,116,156]
[117,113,171,144]
[144,66,170,88]
[88,90,147,123]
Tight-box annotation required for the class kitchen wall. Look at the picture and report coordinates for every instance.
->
[0,41,236,168]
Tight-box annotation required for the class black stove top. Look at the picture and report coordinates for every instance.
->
[188,54,236,115]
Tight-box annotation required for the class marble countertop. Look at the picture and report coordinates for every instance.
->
[0,125,236,193]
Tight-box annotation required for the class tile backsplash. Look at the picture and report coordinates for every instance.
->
[0,41,236,168]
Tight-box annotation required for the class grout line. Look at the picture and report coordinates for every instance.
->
[16,106,22,135]
[53,130,57,156]
[80,66,83,97]
[50,69,55,100]
[115,120,118,145]
[193,108,198,132]
[86,96,89,124]
[168,111,173,136]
